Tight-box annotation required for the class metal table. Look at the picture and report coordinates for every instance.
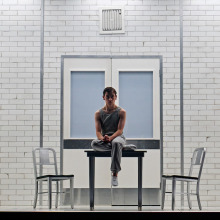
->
[85,149,147,211]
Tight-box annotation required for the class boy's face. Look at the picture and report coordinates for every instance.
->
[103,92,117,106]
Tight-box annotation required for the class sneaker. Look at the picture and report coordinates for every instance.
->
[112,175,118,186]
[123,144,137,151]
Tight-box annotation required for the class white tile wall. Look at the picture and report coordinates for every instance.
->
[0,0,220,208]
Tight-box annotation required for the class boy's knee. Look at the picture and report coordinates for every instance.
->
[112,139,123,148]
[111,139,118,145]
[112,136,125,146]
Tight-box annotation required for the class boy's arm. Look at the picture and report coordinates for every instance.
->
[95,110,104,140]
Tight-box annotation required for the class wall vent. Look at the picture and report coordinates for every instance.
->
[99,7,125,34]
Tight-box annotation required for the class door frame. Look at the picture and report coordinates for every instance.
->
[60,55,163,187]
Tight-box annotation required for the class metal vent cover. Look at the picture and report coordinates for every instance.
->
[99,7,125,34]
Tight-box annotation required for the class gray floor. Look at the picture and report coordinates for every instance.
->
[0,205,219,212]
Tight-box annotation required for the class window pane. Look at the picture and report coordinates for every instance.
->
[119,71,153,138]
[70,71,105,138]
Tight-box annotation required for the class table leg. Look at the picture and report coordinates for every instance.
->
[48,178,52,209]
[89,156,95,210]
[138,157,143,211]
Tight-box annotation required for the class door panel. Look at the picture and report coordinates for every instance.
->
[112,58,160,139]
[63,58,111,139]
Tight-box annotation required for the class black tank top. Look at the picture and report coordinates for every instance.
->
[99,107,121,136]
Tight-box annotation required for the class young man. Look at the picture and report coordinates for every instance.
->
[91,87,126,186]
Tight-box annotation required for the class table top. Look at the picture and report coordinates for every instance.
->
[84,149,147,157]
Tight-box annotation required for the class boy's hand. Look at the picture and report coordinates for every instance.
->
[103,135,111,142]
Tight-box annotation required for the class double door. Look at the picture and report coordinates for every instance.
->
[62,56,162,205]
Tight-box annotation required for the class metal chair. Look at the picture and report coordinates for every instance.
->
[32,147,74,209]
[161,147,206,210]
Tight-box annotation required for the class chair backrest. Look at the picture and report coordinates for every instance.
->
[189,148,206,180]
[32,148,58,179]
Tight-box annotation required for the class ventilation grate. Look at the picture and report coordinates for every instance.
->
[100,7,125,34]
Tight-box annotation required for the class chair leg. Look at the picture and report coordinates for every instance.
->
[196,182,202,210]
[33,181,38,208]
[161,178,166,210]
[172,178,176,211]
[70,177,74,209]
[187,182,192,209]
[48,178,52,209]
[55,181,59,208]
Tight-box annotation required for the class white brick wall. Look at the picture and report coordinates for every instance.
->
[183,0,220,208]
[0,0,220,209]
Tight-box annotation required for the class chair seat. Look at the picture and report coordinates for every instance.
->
[162,174,198,181]
[37,174,74,180]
